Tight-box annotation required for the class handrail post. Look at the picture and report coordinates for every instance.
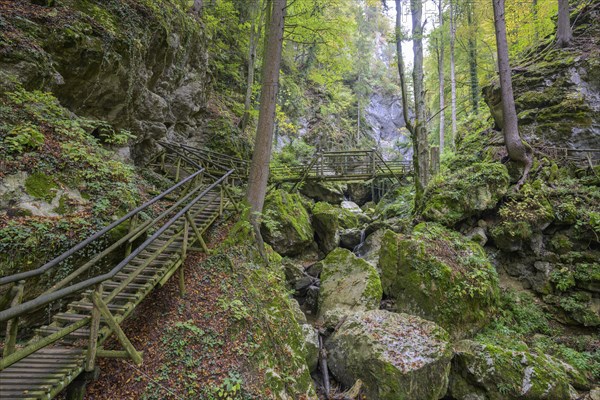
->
[180,218,189,297]
[175,157,182,182]
[124,215,138,258]
[85,283,103,372]
[3,280,25,357]
[319,151,324,178]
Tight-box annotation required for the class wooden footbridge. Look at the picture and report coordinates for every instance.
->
[0,143,410,399]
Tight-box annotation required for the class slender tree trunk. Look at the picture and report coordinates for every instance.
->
[467,2,479,114]
[246,0,286,214]
[395,0,412,134]
[492,0,533,188]
[438,0,445,154]
[449,0,457,148]
[412,0,430,201]
[557,0,572,47]
[240,0,261,131]
[532,0,539,42]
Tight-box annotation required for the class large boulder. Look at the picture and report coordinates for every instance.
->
[326,310,452,400]
[311,202,361,254]
[449,340,585,400]
[422,162,509,226]
[261,190,314,256]
[378,223,500,338]
[300,181,346,203]
[318,248,382,318]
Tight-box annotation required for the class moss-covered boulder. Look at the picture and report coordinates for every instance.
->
[261,189,314,256]
[326,310,452,400]
[422,162,510,226]
[378,223,499,338]
[312,202,341,254]
[300,181,346,203]
[317,248,382,319]
[311,202,361,254]
[449,340,581,400]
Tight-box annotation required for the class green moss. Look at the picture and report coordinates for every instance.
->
[544,292,600,327]
[379,224,499,338]
[421,161,509,226]
[25,172,58,201]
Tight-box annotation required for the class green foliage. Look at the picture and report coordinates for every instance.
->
[5,123,45,153]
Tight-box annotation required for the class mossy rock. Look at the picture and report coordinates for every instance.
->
[326,310,452,400]
[317,248,382,319]
[261,189,314,256]
[24,172,58,201]
[449,340,582,400]
[422,162,509,226]
[543,292,600,327]
[311,202,341,254]
[378,223,499,338]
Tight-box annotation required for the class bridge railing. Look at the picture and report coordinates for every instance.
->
[534,146,600,168]
[0,167,237,371]
[270,149,412,183]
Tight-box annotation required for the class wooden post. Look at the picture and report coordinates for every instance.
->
[179,218,189,297]
[85,283,103,372]
[175,157,182,182]
[160,153,166,172]
[3,280,25,358]
[124,215,137,258]
[186,212,209,253]
[319,151,324,178]
[91,291,143,365]
[219,184,224,216]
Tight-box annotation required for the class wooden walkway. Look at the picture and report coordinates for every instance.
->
[269,149,412,185]
[0,151,238,399]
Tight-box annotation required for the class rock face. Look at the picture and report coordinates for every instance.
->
[311,202,362,254]
[483,30,600,151]
[300,181,347,203]
[326,310,452,400]
[261,190,314,256]
[378,223,499,338]
[317,248,382,318]
[449,340,584,400]
[0,1,210,163]
[422,162,509,227]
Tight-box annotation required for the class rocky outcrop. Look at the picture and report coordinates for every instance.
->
[0,1,209,162]
[422,162,509,227]
[261,190,314,256]
[300,181,346,203]
[311,202,363,254]
[449,340,587,400]
[317,248,382,319]
[326,310,452,400]
[379,224,499,338]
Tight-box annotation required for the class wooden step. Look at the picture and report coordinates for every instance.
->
[36,326,90,339]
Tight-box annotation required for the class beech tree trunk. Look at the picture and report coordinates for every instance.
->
[492,0,533,188]
[467,2,479,114]
[412,0,430,201]
[395,0,429,204]
[240,0,262,131]
[437,0,445,154]
[246,0,286,214]
[449,0,457,148]
[557,0,572,47]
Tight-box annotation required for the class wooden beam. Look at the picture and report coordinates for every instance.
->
[3,280,24,358]
[91,292,142,365]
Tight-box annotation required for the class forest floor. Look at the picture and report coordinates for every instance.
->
[79,217,266,399]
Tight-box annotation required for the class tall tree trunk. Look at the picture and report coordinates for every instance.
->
[246,0,286,214]
[240,0,262,131]
[449,0,457,148]
[395,0,413,134]
[492,0,533,188]
[438,0,445,154]
[412,0,430,201]
[467,2,479,114]
[532,0,539,42]
[557,0,572,47]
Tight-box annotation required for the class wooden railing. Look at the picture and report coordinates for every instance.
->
[270,149,412,184]
[534,146,600,168]
[0,149,241,398]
